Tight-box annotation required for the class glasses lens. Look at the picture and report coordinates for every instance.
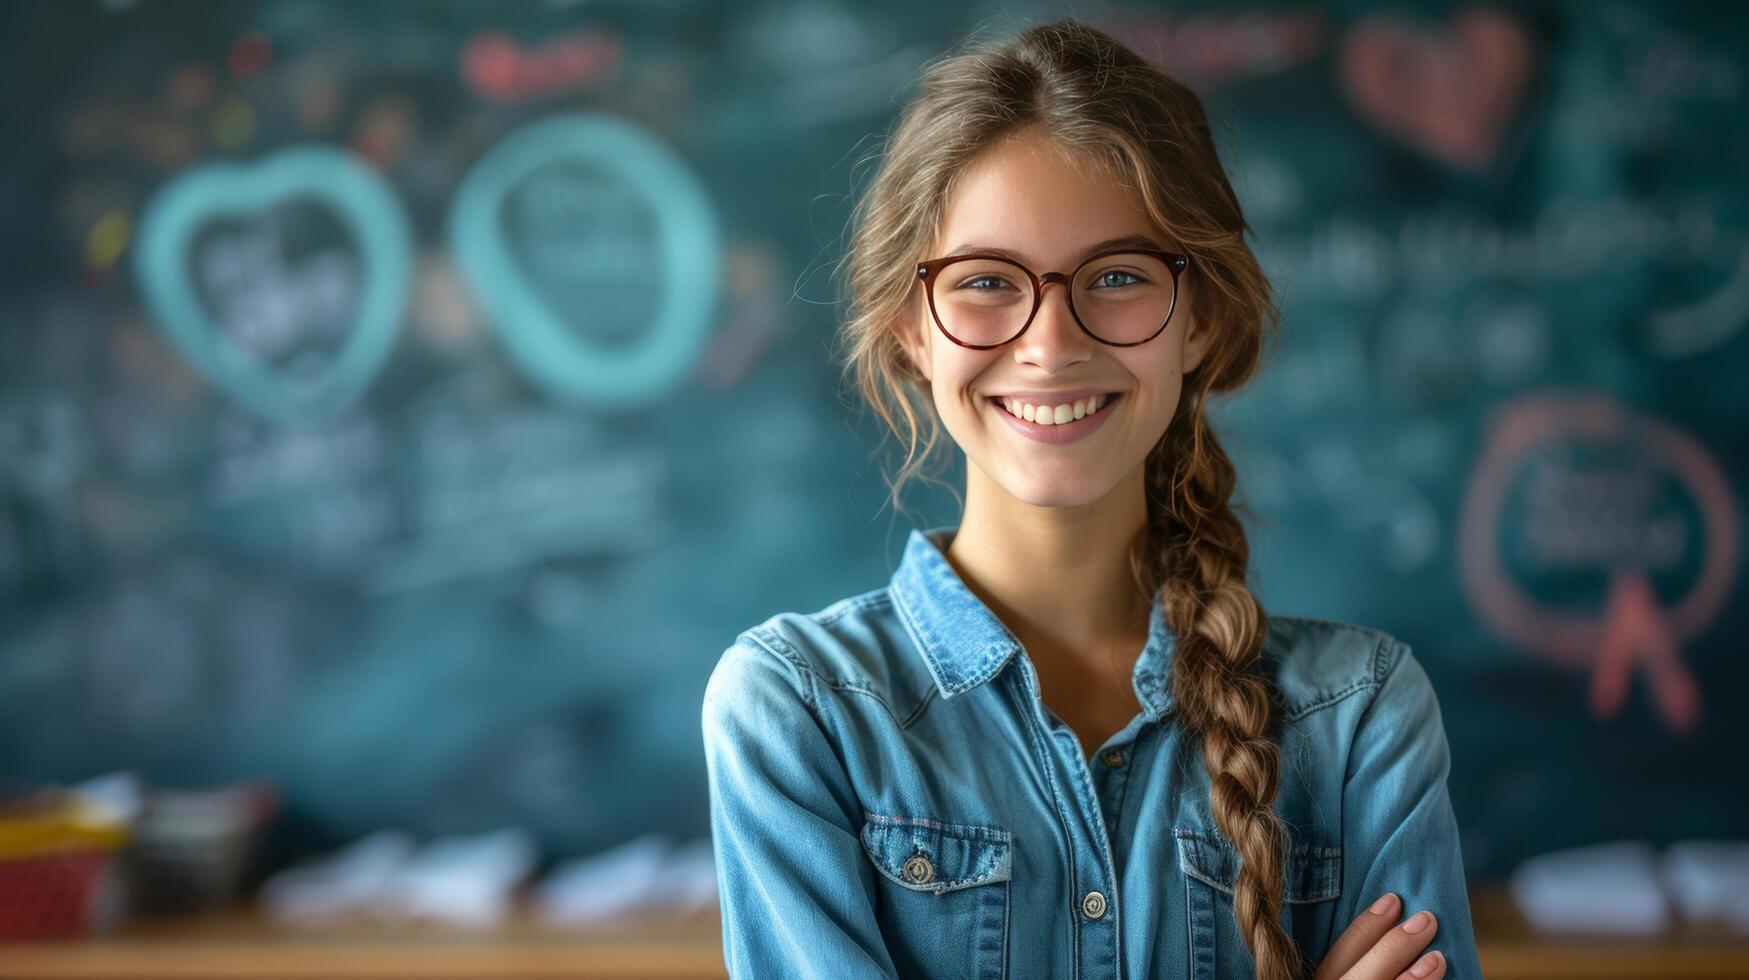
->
[929,257,1036,346]
[1072,252,1179,344]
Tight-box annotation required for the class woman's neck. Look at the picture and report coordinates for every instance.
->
[945,462,1152,672]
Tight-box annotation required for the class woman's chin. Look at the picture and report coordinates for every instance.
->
[997,471,1114,510]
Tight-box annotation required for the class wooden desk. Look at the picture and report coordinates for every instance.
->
[3,885,1747,978]
[1470,883,1749,979]
[0,906,727,979]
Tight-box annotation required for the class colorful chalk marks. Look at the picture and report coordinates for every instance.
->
[448,113,721,410]
[132,114,721,420]
[460,29,621,103]
[1457,393,1739,733]
[133,146,413,423]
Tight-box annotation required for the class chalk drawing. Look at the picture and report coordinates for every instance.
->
[133,145,412,423]
[448,113,721,410]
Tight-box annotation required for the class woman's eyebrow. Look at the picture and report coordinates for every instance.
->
[940,234,1165,264]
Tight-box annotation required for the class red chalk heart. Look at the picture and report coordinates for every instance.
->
[1340,7,1533,171]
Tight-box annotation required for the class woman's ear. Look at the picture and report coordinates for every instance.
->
[1181,313,1211,376]
[893,311,933,382]
[1177,281,1211,375]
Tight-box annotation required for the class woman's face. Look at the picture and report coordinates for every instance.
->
[898,132,1210,510]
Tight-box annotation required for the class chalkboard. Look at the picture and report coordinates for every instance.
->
[1,0,1744,879]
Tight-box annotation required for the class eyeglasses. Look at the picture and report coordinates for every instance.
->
[915,246,1190,350]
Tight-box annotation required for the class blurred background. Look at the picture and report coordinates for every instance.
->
[1,0,1746,976]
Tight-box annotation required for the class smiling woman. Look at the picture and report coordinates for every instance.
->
[702,17,1481,980]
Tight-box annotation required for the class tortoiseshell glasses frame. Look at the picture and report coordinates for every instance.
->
[914,246,1191,350]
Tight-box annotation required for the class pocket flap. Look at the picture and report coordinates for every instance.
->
[1174,827,1342,903]
[860,812,1013,895]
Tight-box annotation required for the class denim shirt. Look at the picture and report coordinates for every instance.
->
[702,525,1481,979]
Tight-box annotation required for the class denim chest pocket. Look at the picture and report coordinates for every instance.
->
[861,812,1012,980]
[1175,827,1343,980]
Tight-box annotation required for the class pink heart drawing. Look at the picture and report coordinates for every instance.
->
[461,30,621,104]
[1339,7,1533,171]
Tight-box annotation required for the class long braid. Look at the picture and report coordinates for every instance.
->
[1135,393,1302,980]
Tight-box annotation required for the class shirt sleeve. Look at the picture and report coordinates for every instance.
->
[701,637,899,979]
[1333,638,1485,979]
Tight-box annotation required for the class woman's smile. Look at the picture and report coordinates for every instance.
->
[986,391,1122,444]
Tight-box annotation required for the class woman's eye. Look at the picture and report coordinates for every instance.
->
[959,276,1013,291]
[1092,270,1144,289]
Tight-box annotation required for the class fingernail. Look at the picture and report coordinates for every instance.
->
[1403,910,1432,934]
[1410,951,1442,977]
[1369,893,1397,915]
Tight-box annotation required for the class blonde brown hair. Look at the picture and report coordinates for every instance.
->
[831,17,1299,980]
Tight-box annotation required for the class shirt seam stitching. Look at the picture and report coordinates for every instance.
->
[742,624,935,729]
[1015,670,1085,974]
[1282,679,1378,722]
[1277,630,1399,721]
[739,628,819,712]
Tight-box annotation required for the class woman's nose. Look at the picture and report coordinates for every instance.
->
[1011,281,1093,370]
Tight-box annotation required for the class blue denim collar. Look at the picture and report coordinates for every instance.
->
[890,524,1177,718]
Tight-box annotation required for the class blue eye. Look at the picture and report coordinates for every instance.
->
[1092,271,1143,289]
[962,276,1014,291]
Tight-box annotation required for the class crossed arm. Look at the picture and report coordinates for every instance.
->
[1319,639,1483,980]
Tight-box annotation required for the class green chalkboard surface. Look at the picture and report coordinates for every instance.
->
[1,0,1744,879]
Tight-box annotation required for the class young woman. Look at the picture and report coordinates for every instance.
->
[702,18,1479,980]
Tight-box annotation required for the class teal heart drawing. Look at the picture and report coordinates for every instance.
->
[133,145,412,423]
[448,112,721,409]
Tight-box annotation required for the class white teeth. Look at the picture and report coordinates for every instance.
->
[998,394,1112,425]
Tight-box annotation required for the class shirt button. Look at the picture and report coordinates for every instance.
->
[1100,748,1125,768]
[1081,889,1109,920]
[902,855,935,885]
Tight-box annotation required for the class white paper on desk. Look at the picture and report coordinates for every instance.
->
[258,829,416,925]
[1661,840,1749,934]
[1508,839,1670,936]
[534,833,719,926]
[71,770,146,827]
[376,827,539,928]
[656,837,719,912]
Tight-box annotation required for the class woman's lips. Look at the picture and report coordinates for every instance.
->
[988,393,1121,444]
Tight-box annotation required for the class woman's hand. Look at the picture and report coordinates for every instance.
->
[1312,893,1445,980]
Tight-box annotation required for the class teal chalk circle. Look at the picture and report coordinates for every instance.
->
[133,145,412,424]
[448,113,722,409]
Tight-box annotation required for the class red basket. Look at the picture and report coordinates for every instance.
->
[0,848,118,939]
[0,790,127,939]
